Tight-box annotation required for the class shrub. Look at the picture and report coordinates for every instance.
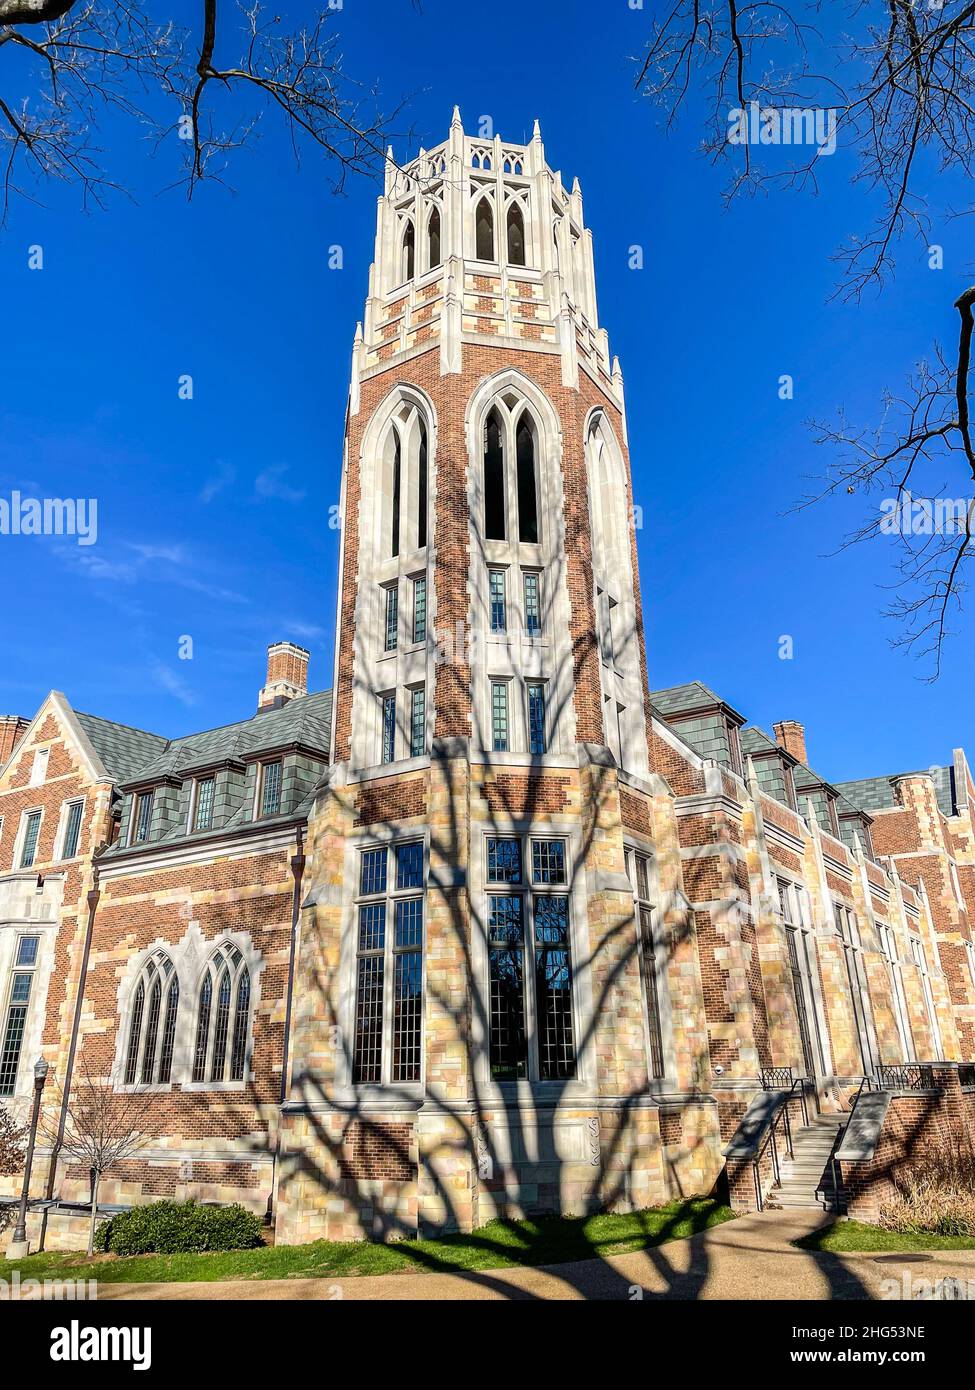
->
[97,1200,264,1255]
[879,1153,975,1237]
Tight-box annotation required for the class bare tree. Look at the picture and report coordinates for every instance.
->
[0,0,405,221]
[633,3,975,671]
[634,1,975,300]
[802,287,975,676]
[46,1063,162,1254]
[0,1103,26,1177]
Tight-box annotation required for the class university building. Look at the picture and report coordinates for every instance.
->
[2,116,974,1248]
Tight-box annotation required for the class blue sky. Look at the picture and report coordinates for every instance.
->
[0,0,971,783]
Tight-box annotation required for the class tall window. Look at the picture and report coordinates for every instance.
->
[390,433,402,558]
[491,681,509,752]
[484,410,506,540]
[489,568,507,633]
[384,582,399,652]
[61,800,84,859]
[877,921,915,1062]
[475,197,495,261]
[527,682,546,755]
[486,836,576,1081]
[412,575,427,644]
[428,207,441,268]
[381,694,397,764]
[260,761,282,818]
[507,203,526,266]
[192,944,251,1084]
[834,903,874,1073]
[910,936,943,1057]
[19,810,42,868]
[778,879,820,1078]
[402,219,415,281]
[627,850,664,1079]
[523,571,541,636]
[133,793,154,844]
[194,777,215,832]
[416,418,428,550]
[410,686,426,759]
[29,749,49,787]
[123,950,180,1086]
[353,842,425,1084]
[0,936,40,1096]
[516,417,539,543]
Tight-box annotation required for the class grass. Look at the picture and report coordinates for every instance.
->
[3,1198,733,1284]
[797,1219,975,1254]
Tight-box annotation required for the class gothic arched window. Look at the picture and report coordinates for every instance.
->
[390,432,402,559]
[192,944,252,1084]
[402,220,415,282]
[507,204,526,266]
[516,416,539,543]
[475,198,495,262]
[123,950,179,1086]
[417,418,428,550]
[484,409,506,540]
[428,207,441,269]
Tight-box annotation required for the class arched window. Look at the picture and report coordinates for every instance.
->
[192,944,251,1084]
[484,409,506,540]
[402,220,415,282]
[390,432,402,558]
[507,204,526,266]
[123,951,179,1086]
[417,418,428,550]
[475,198,495,262]
[428,207,441,269]
[516,416,539,543]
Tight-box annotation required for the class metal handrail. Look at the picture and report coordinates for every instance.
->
[752,1076,810,1211]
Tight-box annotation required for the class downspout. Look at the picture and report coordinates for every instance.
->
[39,859,100,1249]
[270,825,305,1221]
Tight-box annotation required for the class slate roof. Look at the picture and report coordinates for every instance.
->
[837,764,955,820]
[649,682,728,716]
[74,712,169,785]
[117,689,333,787]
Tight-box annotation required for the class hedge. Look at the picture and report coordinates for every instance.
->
[96,1200,264,1255]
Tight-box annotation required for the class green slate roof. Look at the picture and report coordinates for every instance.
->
[118,689,333,787]
[837,764,955,820]
[74,712,169,784]
[649,682,727,716]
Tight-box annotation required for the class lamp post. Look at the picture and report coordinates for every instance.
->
[7,1057,49,1259]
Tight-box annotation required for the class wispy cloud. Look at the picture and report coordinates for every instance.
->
[255,464,306,503]
[150,660,197,707]
[200,463,236,504]
[59,538,245,604]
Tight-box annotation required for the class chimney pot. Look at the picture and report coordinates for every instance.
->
[773,720,808,766]
[259,642,310,711]
[0,715,30,765]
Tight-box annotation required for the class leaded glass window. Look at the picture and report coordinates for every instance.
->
[490,569,507,633]
[523,571,541,637]
[384,583,399,652]
[381,694,397,764]
[61,800,84,859]
[353,842,425,1085]
[194,777,215,832]
[0,936,39,1096]
[123,950,179,1086]
[133,792,154,844]
[20,810,42,868]
[491,681,509,752]
[412,575,427,644]
[527,683,546,755]
[192,945,251,1084]
[260,761,282,818]
[410,686,426,758]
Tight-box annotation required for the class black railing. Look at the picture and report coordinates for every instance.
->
[752,1077,810,1211]
[759,1066,797,1090]
[875,1063,937,1092]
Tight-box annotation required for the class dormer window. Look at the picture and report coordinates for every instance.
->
[194,777,215,832]
[260,761,282,818]
[133,791,154,844]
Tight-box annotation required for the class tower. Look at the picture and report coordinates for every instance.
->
[276,114,694,1245]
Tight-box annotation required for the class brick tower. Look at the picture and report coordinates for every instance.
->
[275,112,719,1243]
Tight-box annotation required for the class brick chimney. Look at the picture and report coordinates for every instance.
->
[0,715,30,765]
[258,642,310,711]
[773,720,808,765]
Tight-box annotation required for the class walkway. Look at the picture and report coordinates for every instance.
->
[92,1211,975,1301]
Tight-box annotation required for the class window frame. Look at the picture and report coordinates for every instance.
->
[0,934,41,1097]
[57,797,85,861]
[18,808,43,869]
[131,790,154,844]
[484,832,578,1085]
[626,847,667,1082]
[350,840,426,1088]
[258,760,283,819]
[193,776,216,833]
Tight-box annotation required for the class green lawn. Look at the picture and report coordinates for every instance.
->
[797,1220,975,1253]
[4,1198,733,1284]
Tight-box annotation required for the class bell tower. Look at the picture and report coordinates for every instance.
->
[278,114,674,1247]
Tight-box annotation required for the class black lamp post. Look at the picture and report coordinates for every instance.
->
[9,1057,49,1254]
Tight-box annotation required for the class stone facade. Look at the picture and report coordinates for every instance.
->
[1,118,972,1250]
